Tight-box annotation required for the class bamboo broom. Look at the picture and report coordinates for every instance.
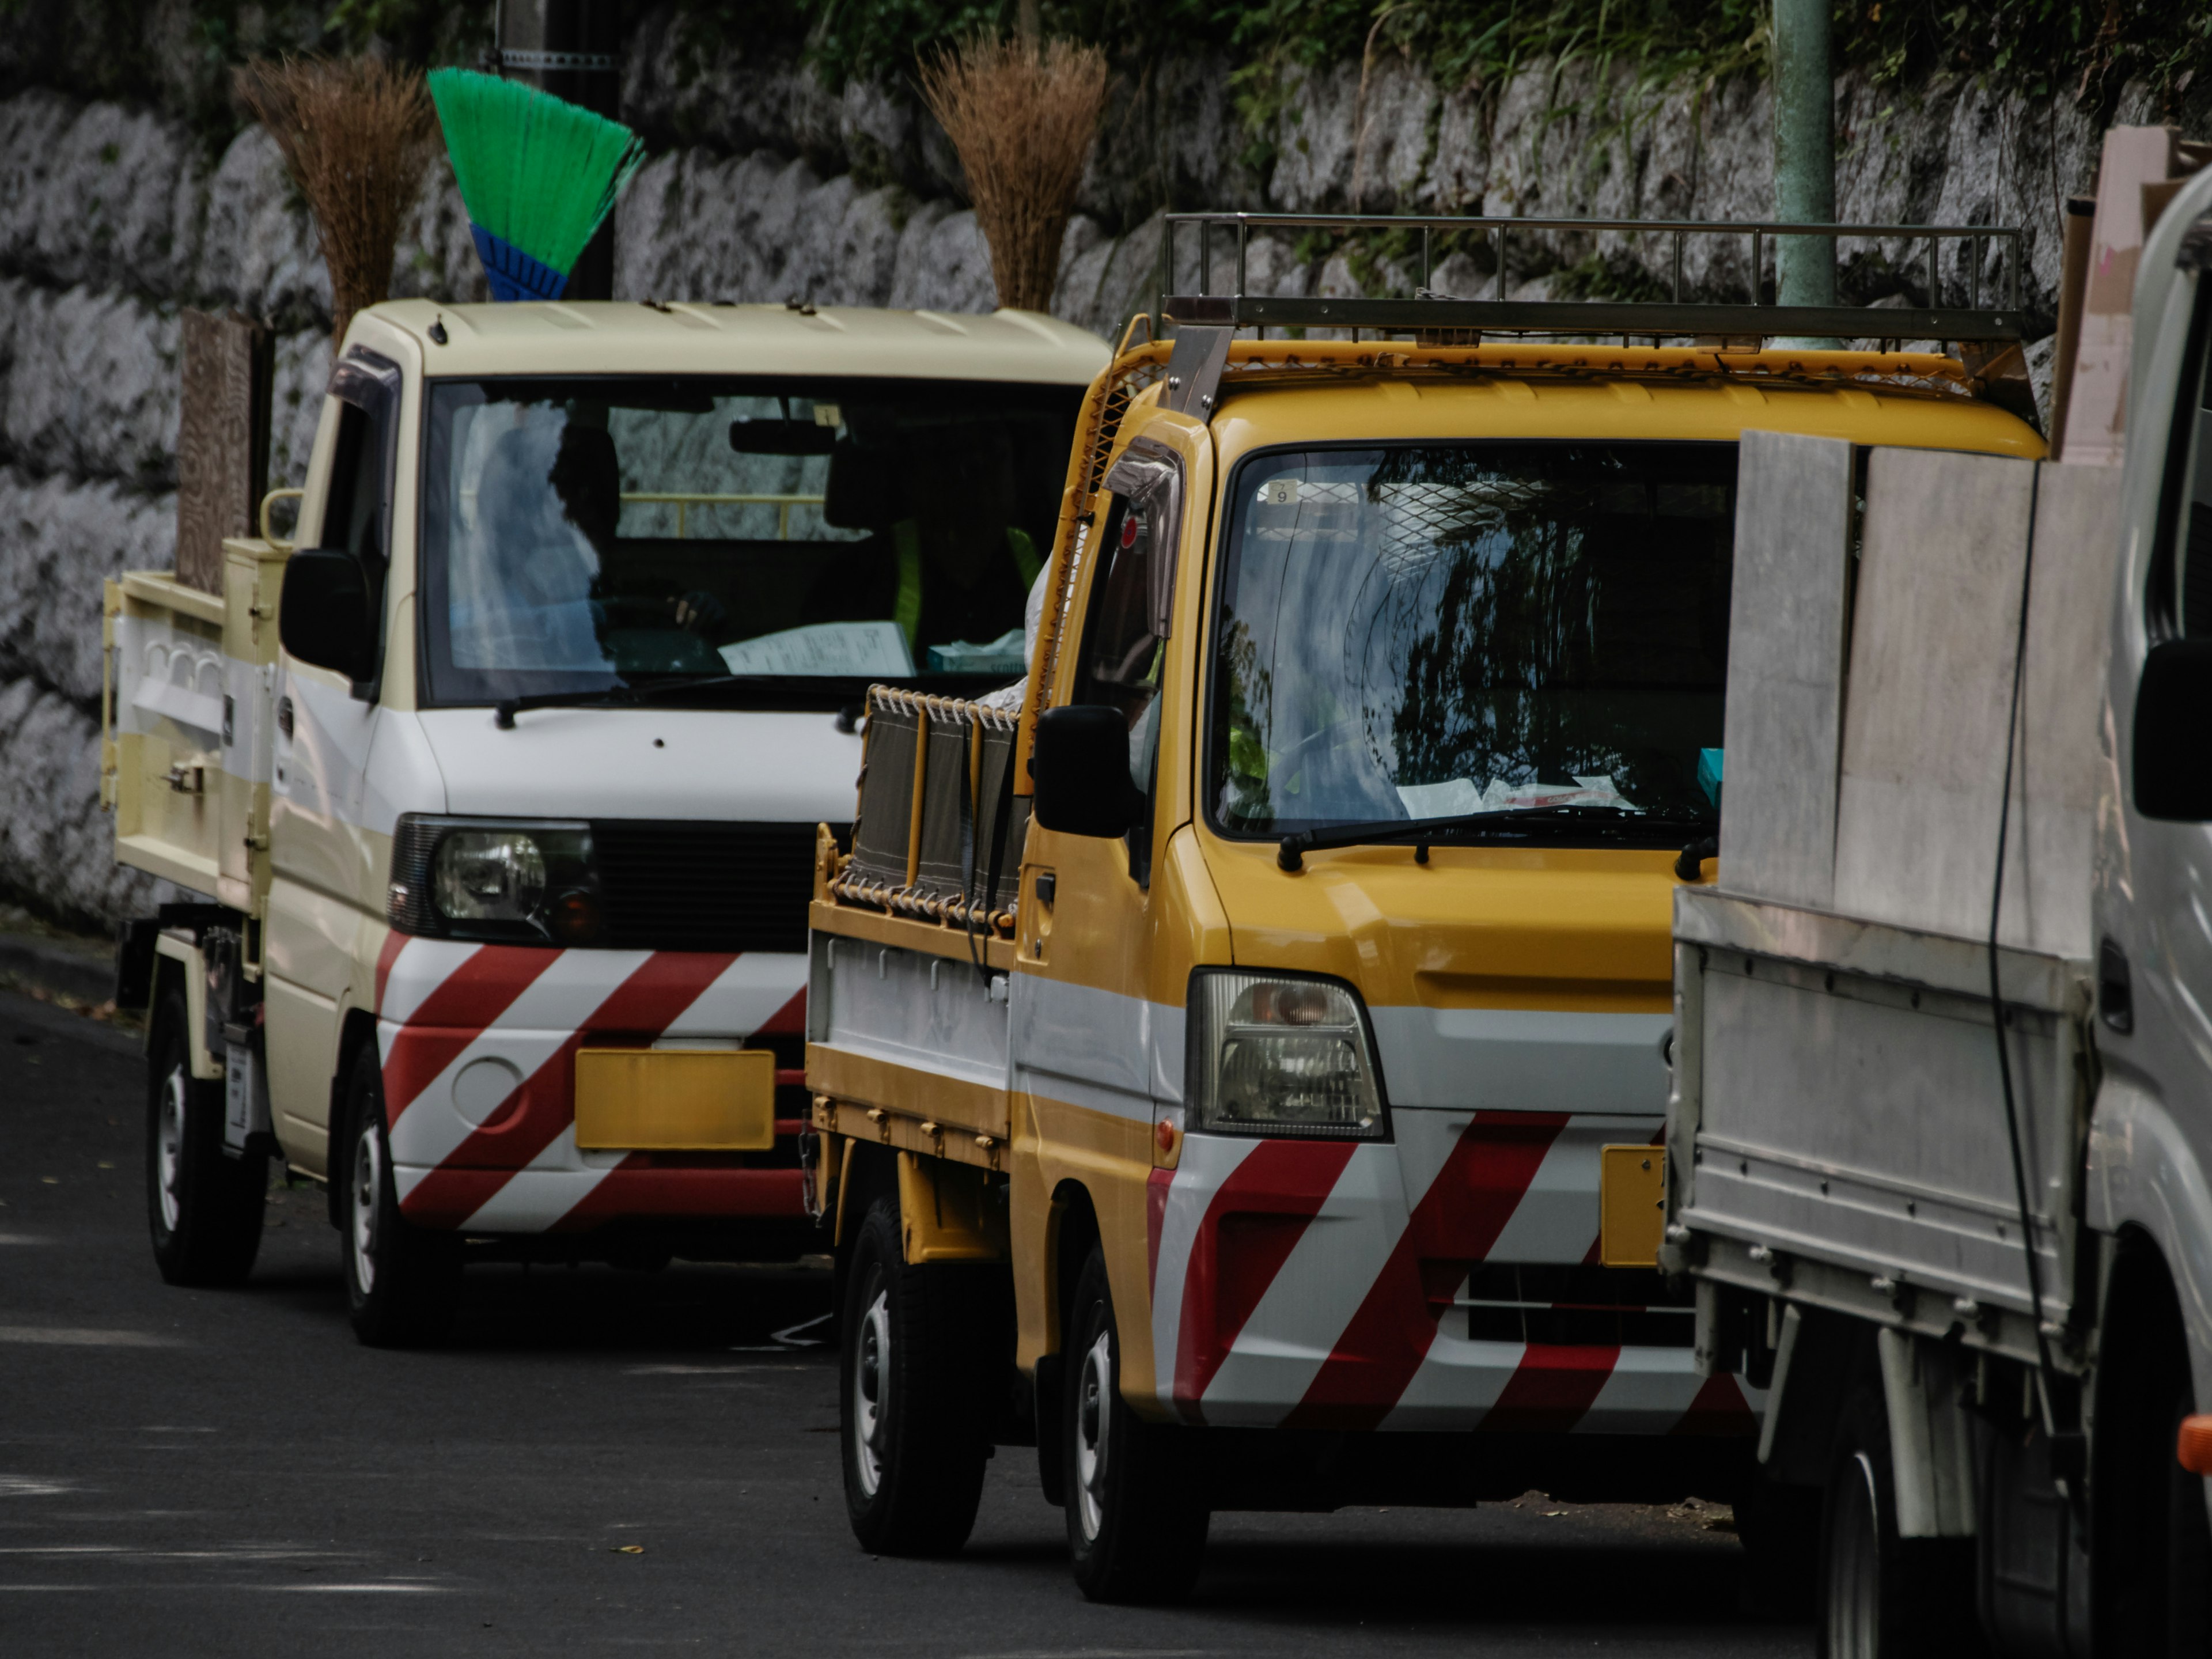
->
[918,37,1109,315]
[235,57,437,347]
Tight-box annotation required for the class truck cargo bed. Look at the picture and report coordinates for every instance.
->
[1667,886,2092,1370]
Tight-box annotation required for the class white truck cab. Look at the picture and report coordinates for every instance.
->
[108,298,1107,1343]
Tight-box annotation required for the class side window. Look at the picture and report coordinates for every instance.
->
[320,400,390,562]
[2177,342,2212,638]
[1077,449,1181,801]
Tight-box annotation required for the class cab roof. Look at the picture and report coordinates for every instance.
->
[360,298,1113,385]
[1189,340,2046,459]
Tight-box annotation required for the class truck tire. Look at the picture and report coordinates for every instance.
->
[2095,1341,2211,1654]
[1817,1387,1981,1658]
[338,1046,460,1348]
[1063,1244,1209,1604]
[146,984,266,1286]
[838,1194,993,1555]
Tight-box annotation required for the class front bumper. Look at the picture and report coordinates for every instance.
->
[1146,1113,1762,1435]
[376,938,810,1233]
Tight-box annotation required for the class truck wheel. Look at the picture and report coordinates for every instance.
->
[838,1194,992,1555]
[146,984,265,1286]
[1063,1244,1209,1604]
[338,1047,460,1348]
[1817,1387,1980,1658]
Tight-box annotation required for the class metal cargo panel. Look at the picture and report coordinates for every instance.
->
[1669,888,2091,1360]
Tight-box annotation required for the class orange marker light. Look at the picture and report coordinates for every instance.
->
[2177,1414,2212,1475]
[1156,1119,1177,1153]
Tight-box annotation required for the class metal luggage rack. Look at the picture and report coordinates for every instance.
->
[1157,211,2028,347]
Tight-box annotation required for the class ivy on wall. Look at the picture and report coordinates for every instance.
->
[2,0,2203,141]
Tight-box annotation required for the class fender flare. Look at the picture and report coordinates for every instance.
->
[151,933,221,1081]
[2086,1073,2212,1403]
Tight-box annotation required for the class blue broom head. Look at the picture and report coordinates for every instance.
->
[471,224,569,302]
[429,68,646,302]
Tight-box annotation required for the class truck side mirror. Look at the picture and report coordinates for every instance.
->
[1032,705,1144,839]
[278,548,376,686]
[2133,638,2212,820]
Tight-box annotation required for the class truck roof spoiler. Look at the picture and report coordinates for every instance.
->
[1155,211,2028,348]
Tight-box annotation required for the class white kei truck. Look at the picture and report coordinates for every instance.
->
[105,298,1107,1344]
[1663,164,2212,1653]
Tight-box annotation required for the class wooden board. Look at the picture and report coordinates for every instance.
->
[1831,452,2122,957]
[2058,126,2177,468]
[1719,430,1855,908]
[175,310,272,596]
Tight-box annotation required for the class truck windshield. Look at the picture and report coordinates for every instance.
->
[418,376,1080,707]
[1206,442,1734,843]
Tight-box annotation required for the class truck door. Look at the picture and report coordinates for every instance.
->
[266,351,403,1168]
[1016,419,1213,1396]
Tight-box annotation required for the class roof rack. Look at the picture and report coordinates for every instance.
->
[1156,213,2027,346]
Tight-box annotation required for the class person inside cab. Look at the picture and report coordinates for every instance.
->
[802,422,1040,666]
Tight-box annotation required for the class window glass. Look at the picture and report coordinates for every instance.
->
[1077,488,1173,795]
[418,377,1080,708]
[321,402,388,560]
[2178,340,2212,637]
[1206,442,1734,843]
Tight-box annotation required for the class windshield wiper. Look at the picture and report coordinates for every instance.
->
[1275,804,1714,871]
[493,687,634,728]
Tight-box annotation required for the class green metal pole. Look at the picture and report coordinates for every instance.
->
[1772,0,1836,320]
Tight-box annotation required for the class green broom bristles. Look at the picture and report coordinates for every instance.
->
[429,68,645,278]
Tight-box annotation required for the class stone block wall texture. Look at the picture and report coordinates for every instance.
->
[0,14,2164,926]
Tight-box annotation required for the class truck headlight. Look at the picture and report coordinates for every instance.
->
[389,816,601,946]
[1186,969,1388,1139]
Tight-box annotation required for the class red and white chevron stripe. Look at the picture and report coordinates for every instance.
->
[373,935,809,1233]
[1147,1111,1761,1435]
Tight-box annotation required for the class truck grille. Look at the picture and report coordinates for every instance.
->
[1457,1263,1695,1349]
[590,820,841,955]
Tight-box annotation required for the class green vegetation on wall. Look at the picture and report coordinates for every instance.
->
[2,0,2203,142]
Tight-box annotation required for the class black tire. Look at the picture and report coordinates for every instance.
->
[146,983,265,1286]
[1063,1244,1209,1604]
[338,1045,460,1348]
[838,1193,994,1556]
[2095,1339,2211,1654]
[1817,1386,1982,1658]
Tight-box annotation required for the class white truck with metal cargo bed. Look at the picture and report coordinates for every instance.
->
[1664,159,2212,1657]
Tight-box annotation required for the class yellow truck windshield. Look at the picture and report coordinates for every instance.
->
[1206,440,1734,840]
[416,375,1079,708]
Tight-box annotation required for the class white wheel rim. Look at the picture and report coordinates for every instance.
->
[350,1117,382,1298]
[156,1067,187,1234]
[1075,1327,1113,1543]
[1825,1450,1882,1658]
[852,1281,889,1497]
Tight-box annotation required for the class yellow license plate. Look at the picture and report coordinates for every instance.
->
[1599,1144,1667,1268]
[573,1048,776,1151]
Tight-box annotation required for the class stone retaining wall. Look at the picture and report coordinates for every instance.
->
[0,22,2165,926]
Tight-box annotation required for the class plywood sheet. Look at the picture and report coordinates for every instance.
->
[2058,126,2176,468]
[175,310,270,595]
[1718,430,1855,907]
[1832,452,2120,957]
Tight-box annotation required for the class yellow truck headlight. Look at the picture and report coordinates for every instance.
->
[1187,969,1388,1139]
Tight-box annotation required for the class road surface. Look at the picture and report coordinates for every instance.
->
[0,987,1811,1656]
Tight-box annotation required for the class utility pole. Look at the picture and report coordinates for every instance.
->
[1771,0,1835,316]
[491,0,623,301]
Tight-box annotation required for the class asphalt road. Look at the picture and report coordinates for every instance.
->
[0,986,1813,1657]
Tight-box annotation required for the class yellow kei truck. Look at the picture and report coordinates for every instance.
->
[801,211,2044,1601]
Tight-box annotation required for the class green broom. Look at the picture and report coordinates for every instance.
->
[429,68,646,301]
